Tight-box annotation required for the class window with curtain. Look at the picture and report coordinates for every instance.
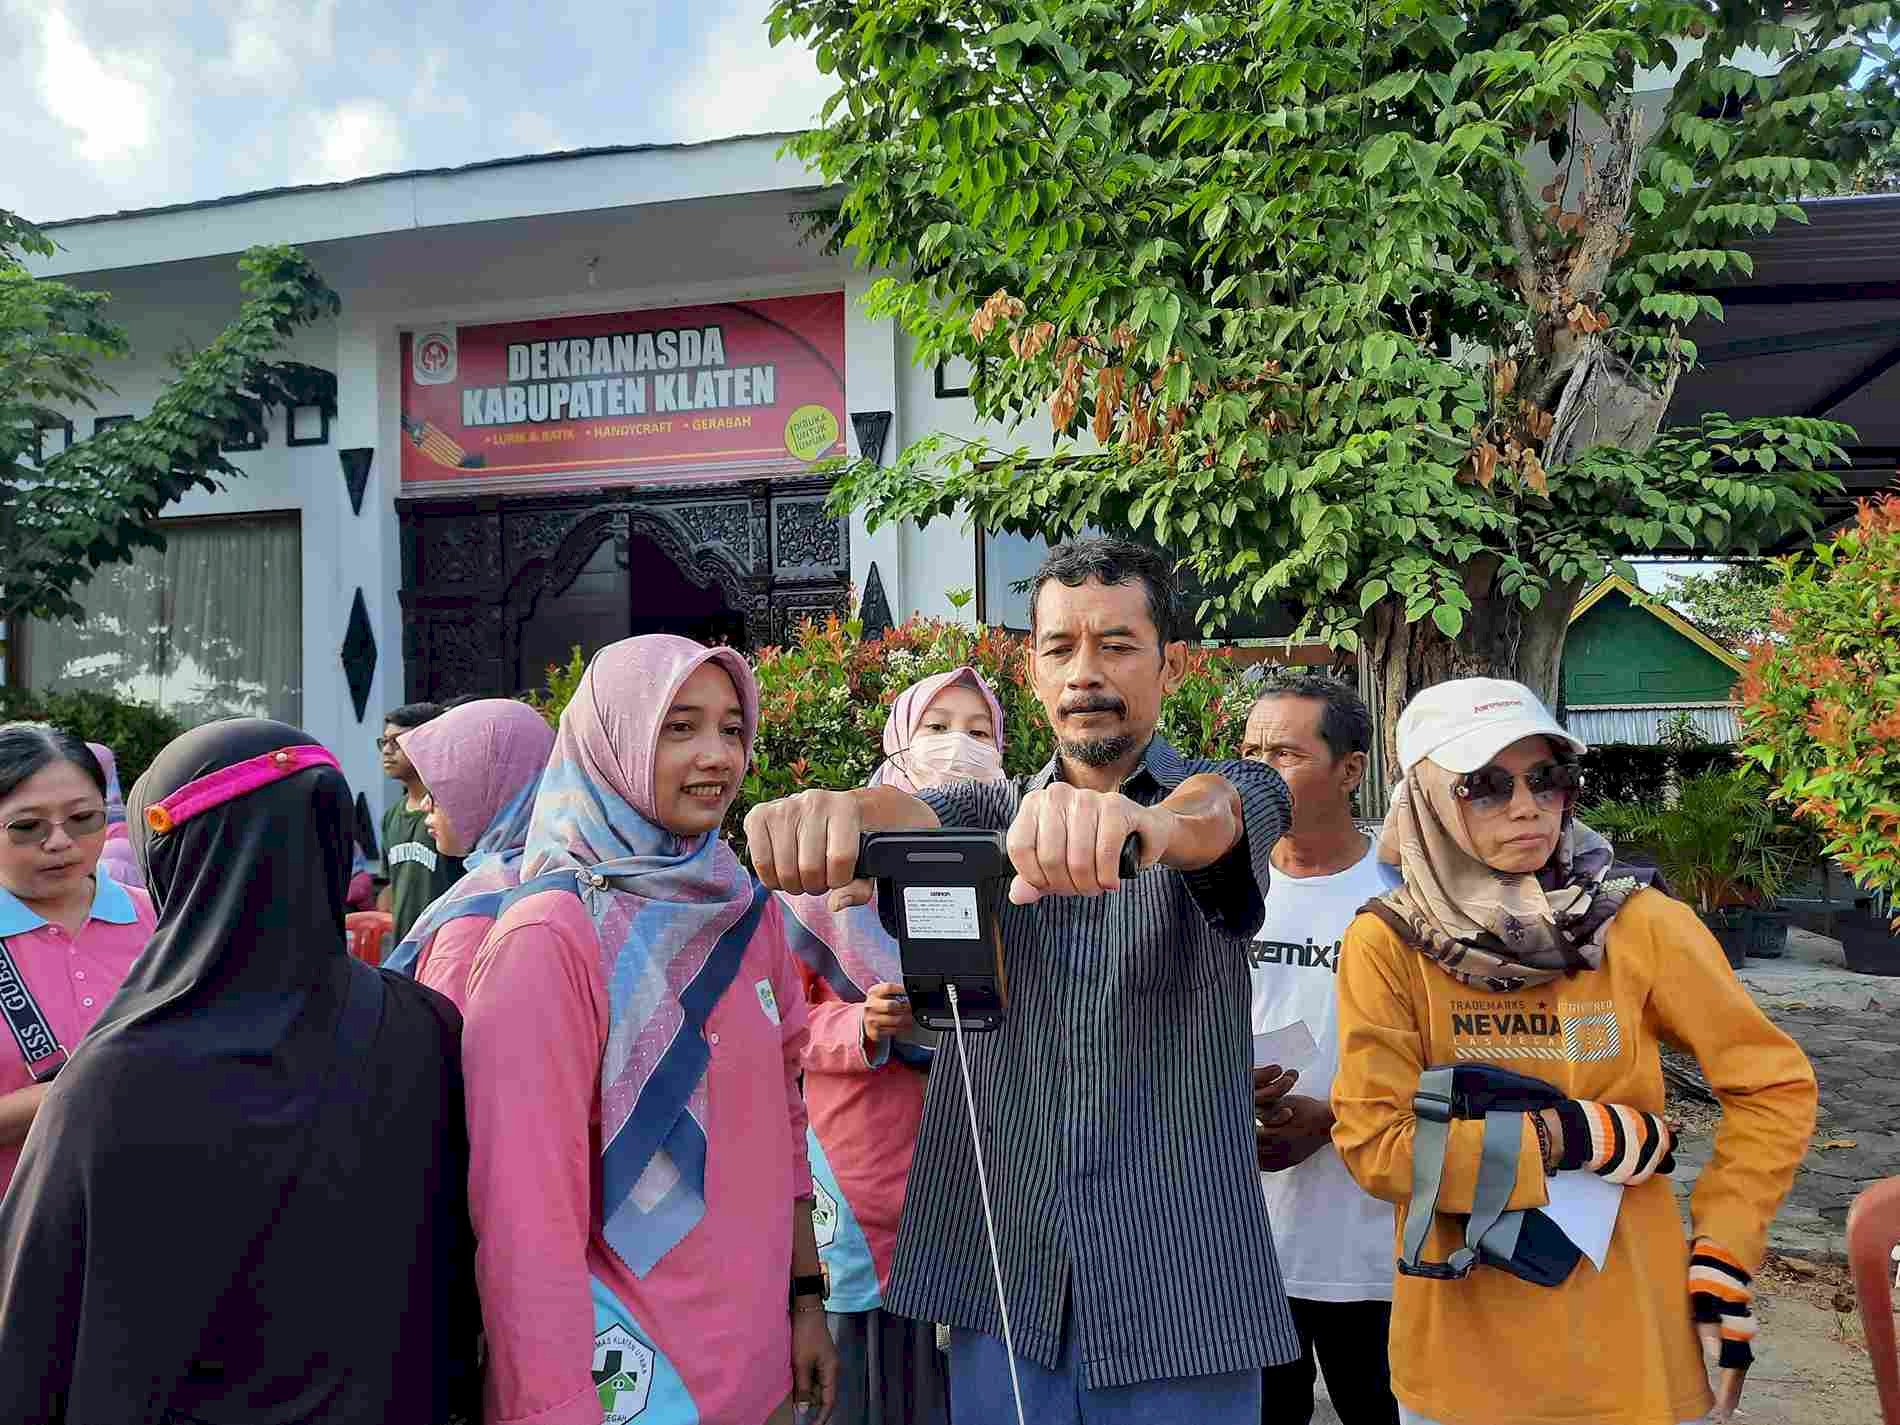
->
[26,514,303,726]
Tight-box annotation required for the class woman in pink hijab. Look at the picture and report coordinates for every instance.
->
[781,666,1006,1425]
[87,743,145,891]
[462,636,837,1425]
[382,699,556,1011]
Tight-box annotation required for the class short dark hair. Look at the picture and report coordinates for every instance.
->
[1250,671,1373,764]
[383,702,445,731]
[0,723,107,805]
[1030,537,1186,646]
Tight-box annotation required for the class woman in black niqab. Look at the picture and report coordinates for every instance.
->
[0,719,479,1424]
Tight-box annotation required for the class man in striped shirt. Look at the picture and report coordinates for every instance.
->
[747,538,1298,1425]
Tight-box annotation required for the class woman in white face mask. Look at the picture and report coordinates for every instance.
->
[781,667,1007,1425]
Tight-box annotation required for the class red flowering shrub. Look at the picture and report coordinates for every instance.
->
[1740,495,1900,903]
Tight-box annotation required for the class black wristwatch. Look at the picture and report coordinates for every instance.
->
[790,1273,827,1309]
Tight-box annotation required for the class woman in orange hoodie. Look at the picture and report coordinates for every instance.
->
[1332,679,1816,1425]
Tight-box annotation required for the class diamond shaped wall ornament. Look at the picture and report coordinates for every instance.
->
[354,792,380,859]
[341,589,377,723]
[860,561,895,640]
[850,410,893,467]
[339,448,373,516]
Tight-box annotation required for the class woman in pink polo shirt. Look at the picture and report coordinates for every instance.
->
[381,698,555,1011]
[462,635,839,1425]
[0,724,155,1198]
[780,666,1007,1425]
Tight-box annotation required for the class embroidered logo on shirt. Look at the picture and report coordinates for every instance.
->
[755,977,781,1025]
[593,1325,655,1422]
[386,840,439,872]
[812,1179,839,1249]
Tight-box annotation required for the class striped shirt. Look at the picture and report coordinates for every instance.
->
[885,736,1300,1388]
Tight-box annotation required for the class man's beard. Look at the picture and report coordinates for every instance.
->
[1058,733,1138,768]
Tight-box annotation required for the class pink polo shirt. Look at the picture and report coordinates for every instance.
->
[0,874,156,1196]
[463,889,812,1425]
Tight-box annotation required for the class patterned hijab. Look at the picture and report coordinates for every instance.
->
[506,635,762,1278]
[784,666,1007,1005]
[1367,758,1650,993]
[381,699,555,978]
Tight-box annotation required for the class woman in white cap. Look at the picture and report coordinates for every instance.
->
[1331,678,1816,1425]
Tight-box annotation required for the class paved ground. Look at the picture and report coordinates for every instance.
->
[1671,925,1900,1260]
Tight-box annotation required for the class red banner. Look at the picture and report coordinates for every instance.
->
[399,293,846,492]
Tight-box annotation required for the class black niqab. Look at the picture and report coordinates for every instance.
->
[0,719,478,1424]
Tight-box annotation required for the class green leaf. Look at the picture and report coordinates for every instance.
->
[1360,578,1389,612]
[1361,132,1404,181]
[1431,604,1464,638]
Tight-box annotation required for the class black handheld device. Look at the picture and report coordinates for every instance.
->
[853,829,1141,1033]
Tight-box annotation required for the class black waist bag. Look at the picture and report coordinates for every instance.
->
[1398,1063,1582,1289]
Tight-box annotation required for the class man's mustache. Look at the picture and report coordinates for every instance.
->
[1059,696,1127,717]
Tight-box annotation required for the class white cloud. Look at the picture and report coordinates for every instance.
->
[301,99,406,183]
[665,1,838,143]
[216,0,336,89]
[410,48,475,121]
[32,4,160,165]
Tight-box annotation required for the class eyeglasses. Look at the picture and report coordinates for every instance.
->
[4,809,109,847]
[1454,762,1582,814]
[376,736,403,753]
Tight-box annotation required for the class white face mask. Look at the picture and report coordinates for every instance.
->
[903,732,1005,787]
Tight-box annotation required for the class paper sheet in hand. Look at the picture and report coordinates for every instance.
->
[1251,1021,1318,1071]
[1542,1170,1623,1271]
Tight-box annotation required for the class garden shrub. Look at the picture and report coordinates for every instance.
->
[1741,495,1900,904]
[0,687,185,790]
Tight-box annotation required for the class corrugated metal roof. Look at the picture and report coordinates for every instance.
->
[1565,705,1741,746]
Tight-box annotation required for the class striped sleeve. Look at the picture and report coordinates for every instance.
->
[917,777,1016,833]
[1181,758,1289,940]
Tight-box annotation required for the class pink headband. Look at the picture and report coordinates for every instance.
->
[145,745,339,834]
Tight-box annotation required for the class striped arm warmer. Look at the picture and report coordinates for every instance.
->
[1551,1099,1677,1185]
[1689,1240,1757,1370]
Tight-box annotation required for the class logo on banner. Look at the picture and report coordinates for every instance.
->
[592,1324,655,1421]
[412,330,457,386]
[784,403,841,462]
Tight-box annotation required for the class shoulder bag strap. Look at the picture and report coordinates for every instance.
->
[0,934,69,1083]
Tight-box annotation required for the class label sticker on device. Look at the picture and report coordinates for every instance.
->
[902,885,981,940]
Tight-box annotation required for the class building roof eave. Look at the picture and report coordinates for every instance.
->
[1570,574,1749,674]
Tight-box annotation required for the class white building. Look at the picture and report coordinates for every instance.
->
[9,133,1103,812]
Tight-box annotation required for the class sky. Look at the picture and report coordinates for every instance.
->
[0,0,838,223]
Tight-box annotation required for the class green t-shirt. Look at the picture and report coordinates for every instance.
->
[380,800,465,945]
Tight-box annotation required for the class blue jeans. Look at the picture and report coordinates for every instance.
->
[949,1308,1261,1425]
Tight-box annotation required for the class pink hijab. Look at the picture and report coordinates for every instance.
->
[88,742,145,889]
[867,666,1006,794]
[381,699,556,981]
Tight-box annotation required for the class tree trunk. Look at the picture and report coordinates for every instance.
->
[1359,580,1582,815]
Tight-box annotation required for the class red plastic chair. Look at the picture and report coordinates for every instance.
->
[1849,1175,1900,1425]
[345,911,395,967]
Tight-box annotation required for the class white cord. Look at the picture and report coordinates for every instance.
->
[947,982,1027,1425]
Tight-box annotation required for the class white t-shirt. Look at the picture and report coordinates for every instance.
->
[1251,839,1402,1303]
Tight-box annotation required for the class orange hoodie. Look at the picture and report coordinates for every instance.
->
[1332,889,1816,1425]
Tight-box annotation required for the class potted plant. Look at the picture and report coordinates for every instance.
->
[1836,901,1900,978]
[1590,772,1798,969]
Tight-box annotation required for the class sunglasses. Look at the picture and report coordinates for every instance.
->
[1454,762,1582,814]
[4,808,109,848]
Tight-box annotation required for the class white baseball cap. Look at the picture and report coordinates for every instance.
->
[1396,678,1587,775]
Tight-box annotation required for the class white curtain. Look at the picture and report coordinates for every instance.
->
[27,515,302,726]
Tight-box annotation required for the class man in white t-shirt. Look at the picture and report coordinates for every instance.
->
[1242,675,1400,1425]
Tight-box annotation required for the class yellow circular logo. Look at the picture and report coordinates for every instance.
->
[784,404,841,462]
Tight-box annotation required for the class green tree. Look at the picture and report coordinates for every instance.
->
[1,209,339,625]
[769,0,1897,771]
[1664,560,1781,649]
